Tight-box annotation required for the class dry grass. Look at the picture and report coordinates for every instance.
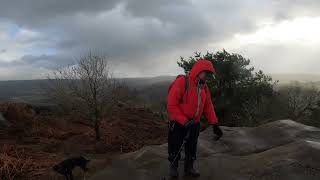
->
[0,145,32,180]
[0,144,61,180]
[0,102,167,179]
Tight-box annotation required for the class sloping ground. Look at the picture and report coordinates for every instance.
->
[90,120,320,180]
[0,102,167,179]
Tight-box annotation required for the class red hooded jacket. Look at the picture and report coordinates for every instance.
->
[167,59,218,125]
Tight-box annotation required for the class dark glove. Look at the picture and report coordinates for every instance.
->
[184,119,195,129]
[212,124,223,141]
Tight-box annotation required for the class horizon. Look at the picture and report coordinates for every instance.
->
[2,73,320,83]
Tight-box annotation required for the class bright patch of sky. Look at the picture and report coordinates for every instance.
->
[210,16,320,74]
[0,22,56,63]
[234,16,320,46]
[212,16,320,51]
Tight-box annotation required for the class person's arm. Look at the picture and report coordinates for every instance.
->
[203,86,218,125]
[167,77,188,125]
[204,86,223,140]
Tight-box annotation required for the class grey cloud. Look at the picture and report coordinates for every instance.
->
[0,0,320,79]
[0,54,70,69]
[123,0,190,22]
[20,54,71,69]
[0,0,120,26]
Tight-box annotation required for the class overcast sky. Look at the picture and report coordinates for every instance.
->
[0,0,320,80]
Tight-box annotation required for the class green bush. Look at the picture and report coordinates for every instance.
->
[178,50,277,126]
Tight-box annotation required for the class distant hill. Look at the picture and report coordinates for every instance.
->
[269,73,320,83]
[119,75,175,89]
[0,79,50,105]
[1,73,320,107]
[0,76,175,106]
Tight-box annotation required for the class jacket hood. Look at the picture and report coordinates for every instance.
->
[189,59,215,82]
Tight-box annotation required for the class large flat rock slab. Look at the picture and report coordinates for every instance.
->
[90,120,320,180]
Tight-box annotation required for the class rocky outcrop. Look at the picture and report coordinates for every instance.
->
[90,120,320,180]
[0,102,36,124]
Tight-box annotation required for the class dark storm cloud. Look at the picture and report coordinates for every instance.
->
[49,2,214,62]
[0,0,320,78]
[0,0,119,26]
[0,0,217,69]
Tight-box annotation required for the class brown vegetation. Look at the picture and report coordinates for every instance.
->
[0,102,167,179]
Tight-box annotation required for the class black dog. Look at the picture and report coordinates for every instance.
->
[53,156,90,180]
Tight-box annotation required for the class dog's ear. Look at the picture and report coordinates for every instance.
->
[80,156,90,161]
[82,156,90,162]
[53,165,58,171]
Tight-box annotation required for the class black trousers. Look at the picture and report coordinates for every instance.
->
[168,121,200,167]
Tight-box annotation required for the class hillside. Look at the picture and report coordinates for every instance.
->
[0,102,167,179]
[90,120,320,180]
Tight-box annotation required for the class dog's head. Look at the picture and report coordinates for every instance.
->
[78,156,90,171]
[53,164,66,174]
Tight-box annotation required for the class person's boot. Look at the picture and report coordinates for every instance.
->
[184,160,200,177]
[169,161,179,178]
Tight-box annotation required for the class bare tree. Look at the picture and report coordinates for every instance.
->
[281,82,320,121]
[47,52,122,140]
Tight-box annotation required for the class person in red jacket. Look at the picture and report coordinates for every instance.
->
[167,59,223,178]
